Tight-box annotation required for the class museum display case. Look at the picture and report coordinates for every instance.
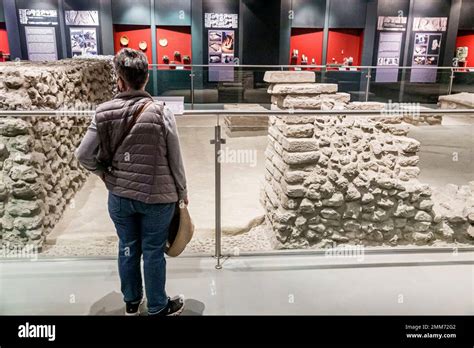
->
[326,29,364,68]
[289,28,323,67]
[0,22,9,61]
[455,31,473,68]
[113,25,152,62]
[156,25,192,69]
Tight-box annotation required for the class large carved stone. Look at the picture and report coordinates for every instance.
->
[264,71,316,84]
[268,83,338,95]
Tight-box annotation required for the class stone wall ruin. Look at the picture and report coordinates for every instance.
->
[0,57,116,248]
[261,71,473,248]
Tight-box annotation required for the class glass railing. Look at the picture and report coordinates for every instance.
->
[217,109,474,262]
[145,64,474,107]
[0,93,473,266]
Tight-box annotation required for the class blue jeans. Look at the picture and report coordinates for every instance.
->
[107,192,176,314]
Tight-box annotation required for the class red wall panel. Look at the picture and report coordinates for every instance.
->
[327,29,364,66]
[113,25,152,63]
[156,26,192,68]
[0,23,10,56]
[456,31,474,66]
[289,28,323,65]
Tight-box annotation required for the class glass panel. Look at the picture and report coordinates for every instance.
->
[0,112,214,259]
[220,108,474,254]
[219,114,270,254]
[322,66,366,101]
[398,67,452,105]
[151,65,193,104]
[176,115,215,255]
[452,68,474,95]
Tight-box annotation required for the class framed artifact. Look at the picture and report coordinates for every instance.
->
[222,31,234,54]
[65,10,99,26]
[19,9,58,25]
[428,34,441,55]
[139,41,148,51]
[159,38,168,47]
[70,27,98,56]
[413,17,447,32]
[204,12,238,29]
[120,35,129,46]
[377,16,407,31]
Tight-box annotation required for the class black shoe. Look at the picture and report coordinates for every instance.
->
[125,298,143,316]
[150,296,185,316]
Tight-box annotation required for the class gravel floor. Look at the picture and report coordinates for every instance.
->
[41,224,273,257]
[40,222,472,258]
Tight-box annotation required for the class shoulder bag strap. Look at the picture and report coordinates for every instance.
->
[108,99,154,169]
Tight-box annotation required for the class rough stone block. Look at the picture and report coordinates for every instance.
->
[281,138,319,152]
[438,92,474,109]
[280,124,314,138]
[269,83,337,95]
[282,151,320,165]
[264,71,316,84]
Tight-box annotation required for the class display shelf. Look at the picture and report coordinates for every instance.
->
[455,30,474,67]
[289,28,323,67]
[0,22,10,61]
[156,26,192,70]
[327,29,364,68]
[113,24,152,63]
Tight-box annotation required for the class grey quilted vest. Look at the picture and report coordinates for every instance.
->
[95,90,178,204]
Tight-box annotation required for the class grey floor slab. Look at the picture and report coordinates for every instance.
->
[0,252,472,315]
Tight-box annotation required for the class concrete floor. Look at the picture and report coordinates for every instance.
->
[47,114,474,250]
[410,115,474,187]
[0,251,472,315]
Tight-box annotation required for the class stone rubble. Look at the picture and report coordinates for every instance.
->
[0,58,116,248]
[438,92,474,109]
[261,71,474,249]
[0,58,116,110]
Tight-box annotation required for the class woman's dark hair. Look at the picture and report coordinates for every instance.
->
[114,48,149,90]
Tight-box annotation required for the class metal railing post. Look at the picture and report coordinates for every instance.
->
[210,116,225,269]
[190,68,195,110]
[448,67,455,95]
[365,68,371,102]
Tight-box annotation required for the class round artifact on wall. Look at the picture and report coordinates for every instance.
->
[139,41,148,51]
[120,35,129,47]
[159,38,168,47]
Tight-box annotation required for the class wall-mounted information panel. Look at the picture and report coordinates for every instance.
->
[16,1,61,61]
[410,17,446,83]
[203,0,239,82]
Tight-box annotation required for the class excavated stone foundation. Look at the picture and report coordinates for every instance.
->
[261,71,473,249]
[0,57,116,248]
